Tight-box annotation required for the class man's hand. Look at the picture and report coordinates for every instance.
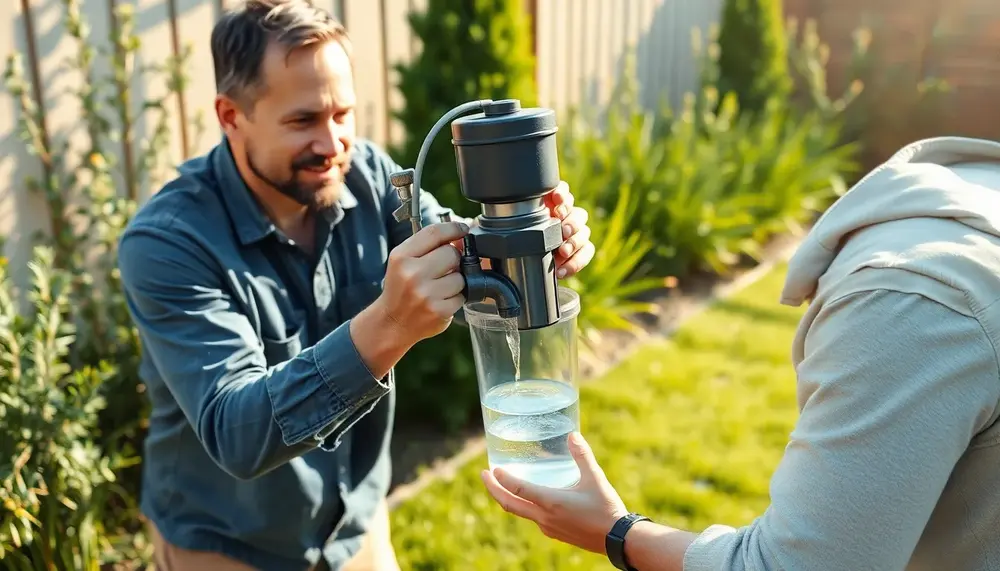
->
[351,222,468,379]
[481,432,628,554]
[544,182,594,278]
[378,221,469,344]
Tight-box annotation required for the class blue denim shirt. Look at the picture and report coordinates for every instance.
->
[117,137,454,570]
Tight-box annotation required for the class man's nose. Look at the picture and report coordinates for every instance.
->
[313,120,346,157]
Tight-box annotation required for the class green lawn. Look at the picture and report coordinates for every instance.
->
[390,265,806,570]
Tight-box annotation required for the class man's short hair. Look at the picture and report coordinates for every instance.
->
[210,0,351,111]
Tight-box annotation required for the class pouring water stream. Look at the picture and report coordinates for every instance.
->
[502,316,521,382]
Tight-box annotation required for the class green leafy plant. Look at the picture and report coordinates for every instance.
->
[0,247,143,570]
[714,0,792,116]
[2,0,201,566]
[389,0,538,219]
[784,17,866,122]
[560,46,859,279]
[563,184,664,346]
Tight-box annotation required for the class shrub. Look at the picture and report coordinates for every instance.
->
[560,48,859,279]
[1,0,199,566]
[714,0,792,116]
[389,0,537,219]
[562,184,664,348]
[0,248,146,570]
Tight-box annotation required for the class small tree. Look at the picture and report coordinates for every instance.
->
[390,0,537,219]
[2,0,201,565]
[715,0,792,116]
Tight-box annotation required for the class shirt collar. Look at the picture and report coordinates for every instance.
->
[211,137,359,246]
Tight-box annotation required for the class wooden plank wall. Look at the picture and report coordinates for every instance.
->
[0,0,722,284]
[785,0,1000,165]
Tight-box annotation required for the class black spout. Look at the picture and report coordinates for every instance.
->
[465,270,522,318]
[460,235,521,318]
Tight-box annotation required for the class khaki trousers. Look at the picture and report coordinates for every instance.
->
[146,501,400,571]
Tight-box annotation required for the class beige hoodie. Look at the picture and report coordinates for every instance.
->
[683,137,1000,571]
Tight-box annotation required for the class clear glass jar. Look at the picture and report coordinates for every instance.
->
[464,286,582,488]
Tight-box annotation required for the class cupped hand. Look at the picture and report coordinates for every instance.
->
[480,432,629,554]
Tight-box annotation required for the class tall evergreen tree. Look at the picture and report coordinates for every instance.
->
[715,0,792,116]
[391,0,538,219]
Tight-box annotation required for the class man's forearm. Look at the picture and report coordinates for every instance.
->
[199,318,395,479]
[350,299,415,380]
[623,521,698,571]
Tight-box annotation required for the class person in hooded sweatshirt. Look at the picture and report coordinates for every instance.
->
[479,135,1000,571]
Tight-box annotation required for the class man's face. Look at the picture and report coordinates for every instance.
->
[219,39,356,213]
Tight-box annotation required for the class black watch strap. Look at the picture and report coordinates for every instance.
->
[605,513,651,571]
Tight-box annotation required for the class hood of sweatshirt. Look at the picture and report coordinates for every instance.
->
[780,136,1000,307]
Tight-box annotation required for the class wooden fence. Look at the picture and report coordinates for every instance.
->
[785,0,1000,165]
[0,0,723,283]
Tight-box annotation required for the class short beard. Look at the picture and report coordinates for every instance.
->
[244,143,347,213]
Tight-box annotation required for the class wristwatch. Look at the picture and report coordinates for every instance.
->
[605,512,651,571]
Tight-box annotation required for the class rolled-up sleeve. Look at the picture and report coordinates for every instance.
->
[683,289,1000,571]
[118,223,390,481]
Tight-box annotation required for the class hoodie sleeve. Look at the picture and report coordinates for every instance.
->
[683,288,1000,571]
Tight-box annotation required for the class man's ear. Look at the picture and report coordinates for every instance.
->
[215,94,243,138]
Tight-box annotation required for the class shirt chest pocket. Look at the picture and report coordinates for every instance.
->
[261,309,306,366]
[252,276,382,365]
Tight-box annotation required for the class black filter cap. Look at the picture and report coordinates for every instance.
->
[449,99,562,204]
[451,99,557,147]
